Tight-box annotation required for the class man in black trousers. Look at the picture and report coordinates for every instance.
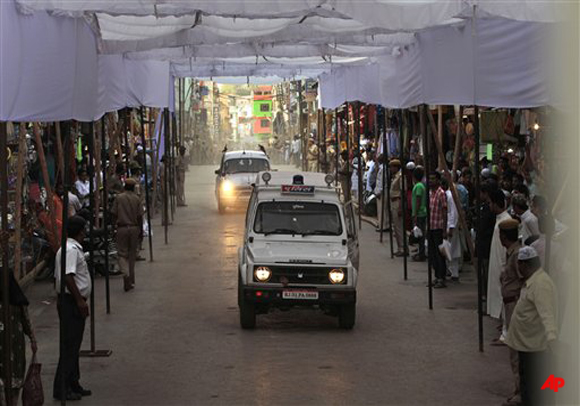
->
[428,172,448,288]
[53,215,92,401]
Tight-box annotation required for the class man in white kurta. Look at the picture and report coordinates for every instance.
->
[487,190,512,319]
[443,179,462,280]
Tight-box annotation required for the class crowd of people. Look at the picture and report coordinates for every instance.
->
[0,122,193,403]
[303,129,562,406]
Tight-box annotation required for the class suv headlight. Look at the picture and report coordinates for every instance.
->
[254,266,272,282]
[329,268,345,284]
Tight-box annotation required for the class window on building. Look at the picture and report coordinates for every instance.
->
[260,103,270,112]
[261,119,270,128]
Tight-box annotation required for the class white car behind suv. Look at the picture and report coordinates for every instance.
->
[215,150,271,214]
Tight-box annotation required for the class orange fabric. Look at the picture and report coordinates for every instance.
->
[39,196,63,253]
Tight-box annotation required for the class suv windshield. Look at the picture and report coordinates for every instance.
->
[224,158,269,174]
[254,202,343,236]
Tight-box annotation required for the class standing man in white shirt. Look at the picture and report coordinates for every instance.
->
[67,191,82,217]
[365,151,377,194]
[442,177,461,281]
[291,135,301,168]
[74,169,91,208]
[53,216,92,401]
[512,194,539,243]
[373,155,389,232]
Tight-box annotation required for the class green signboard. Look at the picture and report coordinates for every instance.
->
[487,144,493,160]
[253,100,272,117]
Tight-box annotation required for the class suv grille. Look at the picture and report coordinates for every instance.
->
[256,266,346,285]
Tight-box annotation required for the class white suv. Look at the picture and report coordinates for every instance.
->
[215,150,271,214]
[238,171,360,329]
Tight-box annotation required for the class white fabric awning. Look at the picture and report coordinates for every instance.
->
[0,0,172,121]
[2,0,566,121]
[16,0,568,23]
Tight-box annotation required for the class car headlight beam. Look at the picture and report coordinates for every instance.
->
[221,180,233,193]
[329,268,345,284]
[254,266,272,282]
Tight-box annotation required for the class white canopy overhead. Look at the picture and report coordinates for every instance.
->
[0,0,172,121]
[198,76,310,86]
[2,0,566,121]
[16,0,567,23]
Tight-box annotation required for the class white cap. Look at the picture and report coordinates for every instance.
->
[481,168,491,178]
[518,246,539,261]
[406,161,416,170]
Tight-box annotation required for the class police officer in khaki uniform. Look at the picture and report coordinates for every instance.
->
[307,138,319,172]
[389,159,405,256]
[175,146,188,206]
[111,179,144,292]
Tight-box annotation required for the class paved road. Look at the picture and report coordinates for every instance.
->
[28,165,511,405]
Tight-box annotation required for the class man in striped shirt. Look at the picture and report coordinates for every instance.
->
[429,172,448,288]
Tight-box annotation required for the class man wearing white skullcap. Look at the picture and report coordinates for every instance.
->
[505,246,558,406]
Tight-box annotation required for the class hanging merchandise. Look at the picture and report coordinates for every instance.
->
[479,110,507,143]
[385,130,399,158]
[77,136,83,162]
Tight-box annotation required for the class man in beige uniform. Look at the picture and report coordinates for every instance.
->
[498,218,523,406]
[389,159,405,256]
[175,146,188,206]
[307,138,319,172]
[112,179,143,292]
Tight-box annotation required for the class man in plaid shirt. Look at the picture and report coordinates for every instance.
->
[429,172,448,288]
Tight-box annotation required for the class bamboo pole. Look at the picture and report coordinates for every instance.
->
[107,114,119,179]
[152,109,161,214]
[322,109,327,172]
[58,122,71,405]
[92,123,102,229]
[421,106,433,310]
[99,117,112,314]
[129,110,135,159]
[426,108,476,261]
[345,103,351,202]
[170,113,177,220]
[473,105,484,353]
[437,106,445,169]
[551,172,569,217]
[140,107,154,262]
[14,124,27,280]
[87,124,97,352]
[384,110,395,254]
[33,123,59,246]
[55,123,65,186]
[0,122,13,405]
[452,106,464,175]
[123,111,130,178]
[164,108,170,243]
[334,110,339,186]
[356,102,363,229]
[400,110,408,280]
[317,109,321,173]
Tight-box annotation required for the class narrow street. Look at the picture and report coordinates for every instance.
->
[27,165,511,405]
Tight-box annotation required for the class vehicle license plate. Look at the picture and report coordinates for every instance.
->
[282,290,318,300]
